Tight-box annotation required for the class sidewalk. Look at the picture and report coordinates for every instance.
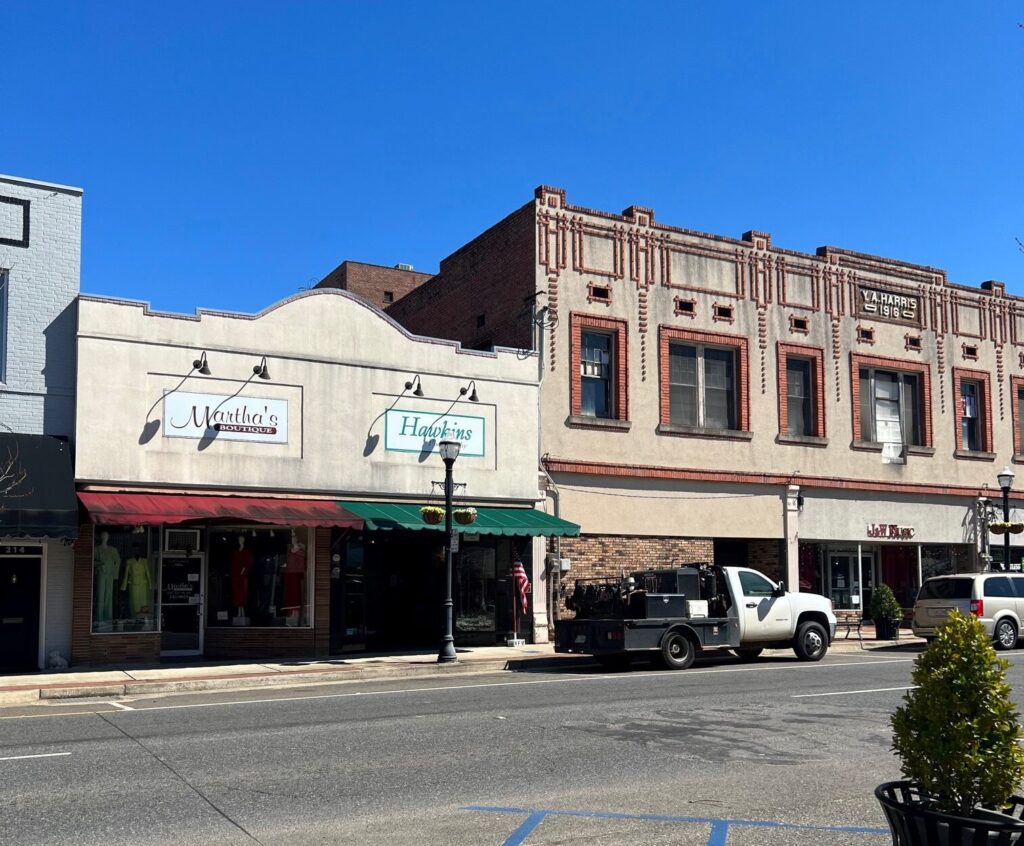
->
[0,631,924,707]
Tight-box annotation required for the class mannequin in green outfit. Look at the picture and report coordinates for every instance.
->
[121,544,153,617]
[93,531,121,625]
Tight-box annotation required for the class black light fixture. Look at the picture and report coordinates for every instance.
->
[459,380,479,402]
[437,438,462,664]
[253,356,271,380]
[998,466,1016,572]
[404,375,424,397]
[192,352,211,375]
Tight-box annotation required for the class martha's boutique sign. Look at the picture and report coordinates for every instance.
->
[384,409,485,457]
[858,286,920,324]
[163,391,289,444]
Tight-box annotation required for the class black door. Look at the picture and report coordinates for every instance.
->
[0,556,41,671]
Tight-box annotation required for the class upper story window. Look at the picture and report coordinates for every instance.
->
[0,270,7,382]
[777,344,826,441]
[858,368,922,446]
[668,343,736,429]
[570,313,629,426]
[953,368,992,456]
[960,379,981,451]
[581,331,614,418]
[786,358,813,436]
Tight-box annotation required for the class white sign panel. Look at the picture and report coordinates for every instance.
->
[163,391,288,444]
[384,409,485,457]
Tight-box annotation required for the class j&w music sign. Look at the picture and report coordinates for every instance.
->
[866,523,916,540]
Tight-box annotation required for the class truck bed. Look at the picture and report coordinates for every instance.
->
[555,615,738,656]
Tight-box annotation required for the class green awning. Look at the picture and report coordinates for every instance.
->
[338,502,580,537]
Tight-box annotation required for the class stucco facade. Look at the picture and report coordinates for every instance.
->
[387,186,1024,615]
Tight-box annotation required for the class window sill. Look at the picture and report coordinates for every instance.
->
[1013,454,1024,465]
[851,441,935,457]
[656,424,753,441]
[953,449,996,462]
[566,415,632,432]
[776,434,828,448]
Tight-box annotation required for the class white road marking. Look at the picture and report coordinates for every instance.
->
[793,685,916,698]
[0,752,71,762]
[114,657,912,713]
[106,701,135,711]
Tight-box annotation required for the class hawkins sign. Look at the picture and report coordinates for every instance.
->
[163,391,289,444]
[858,286,921,325]
[384,409,485,457]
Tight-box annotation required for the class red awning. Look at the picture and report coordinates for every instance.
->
[78,492,363,529]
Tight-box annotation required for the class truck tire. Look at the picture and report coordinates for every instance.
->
[793,621,828,661]
[659,631,696,670]
[733,648,764,662]
[595,653,633,671]
[994,618,1018,651]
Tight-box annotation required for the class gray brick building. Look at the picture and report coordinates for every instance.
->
[0,173,81,671]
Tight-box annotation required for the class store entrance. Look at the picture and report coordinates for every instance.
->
[161,554,204,655]
[825,547,877,612]
[0,551,41,671]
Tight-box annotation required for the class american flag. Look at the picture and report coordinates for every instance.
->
[512,560,531,614]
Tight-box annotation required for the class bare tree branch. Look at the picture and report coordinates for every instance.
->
[0,446,31,504]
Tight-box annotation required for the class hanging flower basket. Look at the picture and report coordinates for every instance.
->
[453,507,478,526]
[1010,522,1024,535]
[420,506,445,525]
[990,522,1011,535]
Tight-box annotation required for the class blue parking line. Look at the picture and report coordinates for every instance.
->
[464,805,889,845]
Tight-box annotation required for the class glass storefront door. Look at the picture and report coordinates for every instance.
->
[161,553,203,655]
[828,553,856,610]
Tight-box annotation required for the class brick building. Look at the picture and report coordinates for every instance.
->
[0,173,81,671]
[385,185,1024,616]
[316,259,432,311]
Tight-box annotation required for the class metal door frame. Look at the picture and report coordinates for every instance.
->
[160,550,205,657]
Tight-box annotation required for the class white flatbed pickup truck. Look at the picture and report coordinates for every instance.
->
[554,563,837,670]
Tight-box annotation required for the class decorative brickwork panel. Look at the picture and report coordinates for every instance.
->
[658,326,749,430]
[570,313,629,421]
[776,343,826,437]
[952,367,993,453]
[849,353,933,447]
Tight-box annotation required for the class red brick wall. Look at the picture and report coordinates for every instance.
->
[658,327,750,429]
[748,539,785,583]
[570,313,629,420]
[952,367,993,452]
[385,202,537,349]
[316,261,433,311]
[776,342,826,437]
[559,534,714,587]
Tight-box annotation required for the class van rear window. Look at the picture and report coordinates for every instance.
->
[918,579,973,600]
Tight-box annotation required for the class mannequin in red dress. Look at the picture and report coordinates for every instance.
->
[230,534,253,618]
[283,530,306,621]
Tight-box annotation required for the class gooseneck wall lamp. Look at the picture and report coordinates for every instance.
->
[404,375,425,396]
[192,352,211,375]
[253,357,271,380]
[437,438,462,664]
[459,380,479,402]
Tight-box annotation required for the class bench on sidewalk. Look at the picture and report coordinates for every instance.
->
[835,610,865,640]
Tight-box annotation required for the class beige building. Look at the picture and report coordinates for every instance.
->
[386,186,1024,614]
[72,288,575,665]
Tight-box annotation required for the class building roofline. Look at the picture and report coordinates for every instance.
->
[0,173,83,196]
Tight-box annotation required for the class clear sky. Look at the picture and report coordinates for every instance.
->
[3,2,1022,313]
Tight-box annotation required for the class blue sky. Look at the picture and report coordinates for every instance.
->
[3,2,1022,313]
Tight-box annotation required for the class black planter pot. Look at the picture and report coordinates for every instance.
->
[875,781,1024,845]
[875,617,901,640]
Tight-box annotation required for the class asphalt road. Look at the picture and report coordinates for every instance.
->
[4,648,1022,846]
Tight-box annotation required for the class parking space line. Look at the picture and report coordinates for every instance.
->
[793,685,915,698]
[0,752,71,762]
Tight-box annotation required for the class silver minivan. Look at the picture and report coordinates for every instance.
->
[911,573,1024,650]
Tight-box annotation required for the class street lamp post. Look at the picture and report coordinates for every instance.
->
[437,439,461,663]
[998,466,1015,573]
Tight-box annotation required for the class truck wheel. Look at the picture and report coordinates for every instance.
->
[994,619,1018,651]
[659,632,696,670]
[733,648,764,662]
[595,653,633,671]
[793,622,828,662]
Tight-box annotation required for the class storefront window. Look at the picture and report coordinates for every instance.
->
[92,526,159,633]
[207,527,310,627]
[456,546,497,639]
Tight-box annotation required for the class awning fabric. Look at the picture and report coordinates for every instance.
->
[78,492,363,529]
[0,434,77,539]
[338,501,580,537]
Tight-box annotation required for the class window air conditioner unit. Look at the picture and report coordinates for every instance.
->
[881,442,905,465]
[164,528,201,553]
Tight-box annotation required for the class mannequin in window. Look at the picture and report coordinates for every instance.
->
[231,534,253,620]
[121,543,153,618]
[282,529,306,623]
[93,530,121,626]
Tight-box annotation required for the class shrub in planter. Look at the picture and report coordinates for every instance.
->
[870,584,903,640]
[420,506,445,525]
[878,609,1024,842]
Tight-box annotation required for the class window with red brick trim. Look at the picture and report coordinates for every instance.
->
[659,327,749,431]
[850,353,932,448]
[952,368,993,454]
[1012,377,1024,458]
[777,343,826,438]
[570,313,628,421]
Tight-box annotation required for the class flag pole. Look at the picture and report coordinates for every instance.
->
[512,563,518,641]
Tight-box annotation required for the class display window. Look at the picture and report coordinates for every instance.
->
[207,527,310,627]
[92,526,159,633]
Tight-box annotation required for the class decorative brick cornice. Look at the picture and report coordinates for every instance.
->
[777,343,826,438]
[850,353,934,448]
[658,326,749,430]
